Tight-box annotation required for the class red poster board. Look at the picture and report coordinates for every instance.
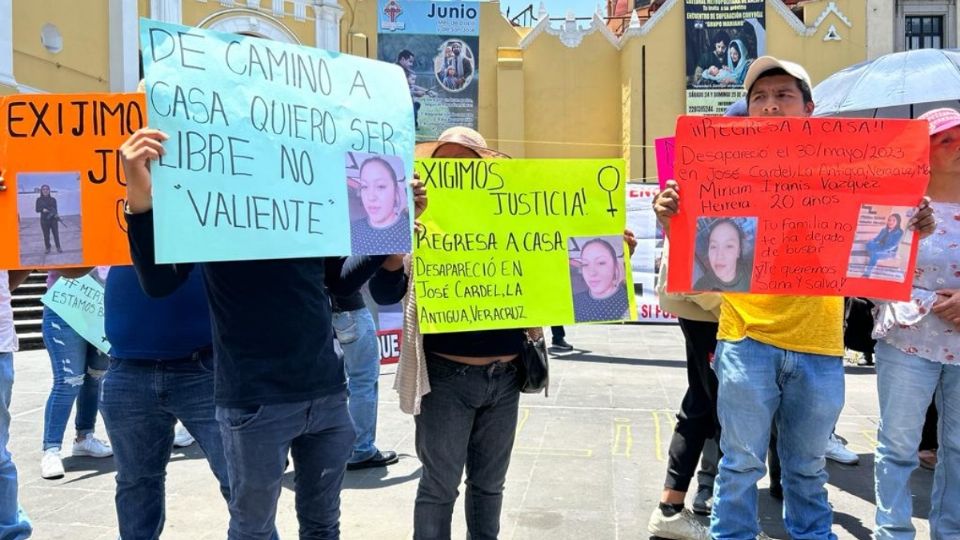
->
[667,116,930,301]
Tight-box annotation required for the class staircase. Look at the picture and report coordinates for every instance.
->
[12,272,46,350]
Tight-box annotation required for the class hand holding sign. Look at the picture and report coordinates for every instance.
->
[119,128,169,214]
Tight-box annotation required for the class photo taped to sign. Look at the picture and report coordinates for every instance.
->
[568,235,631,323]
[345,151,412,255]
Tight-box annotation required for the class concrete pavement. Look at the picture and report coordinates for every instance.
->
[7,323,932,539]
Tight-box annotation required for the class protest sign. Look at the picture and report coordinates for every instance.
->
[377,0,480,141]
[414,159,635,333]
[667,116,929,301]
[140,19,415,263]
[684,1,765,115]
[358,283,403,364]
[655,137,675,189]
[627,185,677,323]
[41,275,110,354]
[0,93,144,270]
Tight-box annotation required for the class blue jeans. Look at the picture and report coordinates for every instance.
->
[711,338,844,540]
[0,353,32,539]
[99,352,230,540]
[332,308,382,463]
[41,308,107,451]
[874,341,960,539]
[216,393,355,540]
[864,240,897,277]
[414,354,521,540]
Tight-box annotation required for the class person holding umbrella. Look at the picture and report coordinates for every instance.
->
[872,108,960,540]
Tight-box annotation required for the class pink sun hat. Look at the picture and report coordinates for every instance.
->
[918,107,960,136]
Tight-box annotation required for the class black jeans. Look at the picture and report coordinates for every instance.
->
[414,353,521,540]
[550,326,565,341]
[41,218,60,250]
[664,318,721,492]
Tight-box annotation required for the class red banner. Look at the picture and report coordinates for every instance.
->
[667,116,930,301]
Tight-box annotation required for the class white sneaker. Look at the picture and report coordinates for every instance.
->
[71,434,113,458]
[647,507,710,540]
[825,433,859,465]
[41,449,64,479]
[173,424,195,448]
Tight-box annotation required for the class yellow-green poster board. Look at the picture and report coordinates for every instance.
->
[414,159,636,333]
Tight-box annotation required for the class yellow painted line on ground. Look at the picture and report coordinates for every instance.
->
[611,417,634,458]
[651,411,664,462]
[860,429,879,450]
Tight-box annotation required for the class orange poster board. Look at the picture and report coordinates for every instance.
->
[666,116,930,302]
[0,93,144,270]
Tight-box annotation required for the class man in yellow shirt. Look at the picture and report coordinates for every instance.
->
[655,57,936,540]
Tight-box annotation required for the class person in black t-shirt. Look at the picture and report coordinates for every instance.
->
[120,126,425,539]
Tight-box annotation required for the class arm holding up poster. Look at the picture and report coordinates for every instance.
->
[664,116,935,301]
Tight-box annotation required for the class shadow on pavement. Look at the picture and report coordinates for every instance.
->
[279,458,423,491]
[60,444,211,484]
[552,351,686,369]
[826,453,932,519]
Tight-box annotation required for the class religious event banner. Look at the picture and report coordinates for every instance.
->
[684,0,765,115]
[667,116,929,301]
[377,0,479,141]
[40,275,111,354]
[140,19,415,263]
[627,185,677,324]
[0,93,144,270]
[414,159,636,333]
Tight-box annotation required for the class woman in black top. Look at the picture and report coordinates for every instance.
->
[371,127,636,540]
[370,128,530,540]
[35,184,62,253]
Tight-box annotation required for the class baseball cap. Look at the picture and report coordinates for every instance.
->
[918,108,960,136]
[743,56,813,93]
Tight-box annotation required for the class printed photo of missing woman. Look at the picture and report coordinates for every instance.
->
[847,204,915,282]
[692,217,757,293]
[345,151,412,256]
[569,235,631,323]
[16,172,84,267]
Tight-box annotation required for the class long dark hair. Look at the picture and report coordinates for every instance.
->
[698,218,746,281]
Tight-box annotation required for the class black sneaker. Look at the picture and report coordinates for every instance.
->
[692,484,713,516]
[346,450,399,471]
[551,339,574,351]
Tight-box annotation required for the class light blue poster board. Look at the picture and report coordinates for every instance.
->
[40,275,110,354]
[140,19,415,263]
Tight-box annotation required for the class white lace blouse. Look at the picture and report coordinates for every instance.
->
[873,202,960,364]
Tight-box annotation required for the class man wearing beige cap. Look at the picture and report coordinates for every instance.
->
[655,57,936,540]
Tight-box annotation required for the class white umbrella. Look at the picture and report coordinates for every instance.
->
[813,48,960,118]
